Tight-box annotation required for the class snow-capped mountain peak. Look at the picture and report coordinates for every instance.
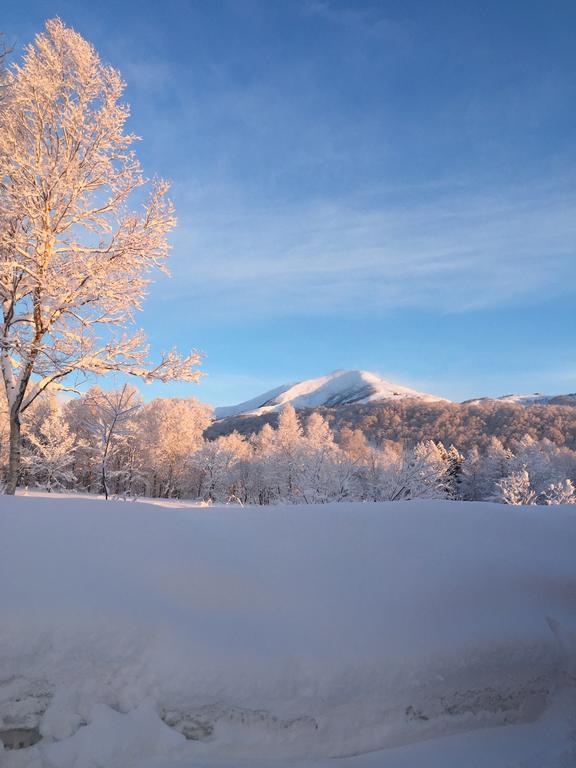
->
[214,370,447,419]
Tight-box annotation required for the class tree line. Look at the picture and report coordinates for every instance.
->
[3,387,575,505]
[207,399,576,453]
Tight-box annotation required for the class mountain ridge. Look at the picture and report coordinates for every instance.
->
[214,369,448,420]
[213,369,576,421]
[463,393,576,407]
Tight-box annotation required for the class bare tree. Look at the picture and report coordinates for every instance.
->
[0,19,201,493]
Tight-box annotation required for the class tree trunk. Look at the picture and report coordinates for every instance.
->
[5,413,21,495]
[101,461,109,500]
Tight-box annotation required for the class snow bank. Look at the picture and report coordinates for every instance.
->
[0,497,575,767]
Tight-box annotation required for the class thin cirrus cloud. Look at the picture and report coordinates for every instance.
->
[161,181,576,319]
[302,0,410,44]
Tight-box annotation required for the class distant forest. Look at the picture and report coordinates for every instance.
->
[206,399,576,454]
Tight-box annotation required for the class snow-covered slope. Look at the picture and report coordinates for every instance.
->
[1,496,575,767]
[465,393,576,407]
[215,369,447,419]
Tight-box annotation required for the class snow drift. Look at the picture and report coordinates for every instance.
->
[0,496,575,767]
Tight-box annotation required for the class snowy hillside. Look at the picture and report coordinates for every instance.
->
[215,369,447,419]
[1,496,575,767]
[465,393,576,407]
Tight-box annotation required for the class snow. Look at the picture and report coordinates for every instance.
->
[214,382,297,419]
[1,496,575,767]
[497,393,558,406]
[215,370,447,419]
[465,393,576,407]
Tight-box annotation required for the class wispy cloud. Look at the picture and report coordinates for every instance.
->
[303,1,409,44]
[160,180,576,319]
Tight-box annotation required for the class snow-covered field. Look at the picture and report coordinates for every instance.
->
[0,496,575,767]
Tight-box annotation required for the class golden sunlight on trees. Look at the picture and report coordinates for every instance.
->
[0,19,201,493]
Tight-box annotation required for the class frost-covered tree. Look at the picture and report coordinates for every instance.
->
[191,432,248,503]
[338,426,369,462]
[0,19,201,494]
[367,446,399,500]
[408,441,452,499]
[274,405,306,501]
[509,435,576,498]
[249,423,279,504]
[511,435,550,492]
[370,442,445,501]
[82,384,142,499]
[136,398,211,497]
[301,412,340,502]
[461,446,483,500]
[24,403,79,491]
[474,438,515,500]
[541,479,576,505]
[217,431,252,503]
[497,468,537,506]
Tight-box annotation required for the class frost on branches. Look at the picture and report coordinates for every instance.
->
[497,468,537,506]
[542,479,576,504]
[82,384,142,500]
[0,19,201,493]
[23,401,80,492]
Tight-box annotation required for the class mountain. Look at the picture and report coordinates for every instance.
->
[207,373,576,448]
[214,369,448,420]
[463,393,576,407]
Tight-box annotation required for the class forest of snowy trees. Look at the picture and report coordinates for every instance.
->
[2,387,575,505]
[208,398,576,453]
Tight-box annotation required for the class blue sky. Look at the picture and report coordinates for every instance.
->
[5,0,576,404]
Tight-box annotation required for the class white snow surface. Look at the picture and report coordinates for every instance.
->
[465,393,576,407]
[1,496,575,767]
[215,370,447,419]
